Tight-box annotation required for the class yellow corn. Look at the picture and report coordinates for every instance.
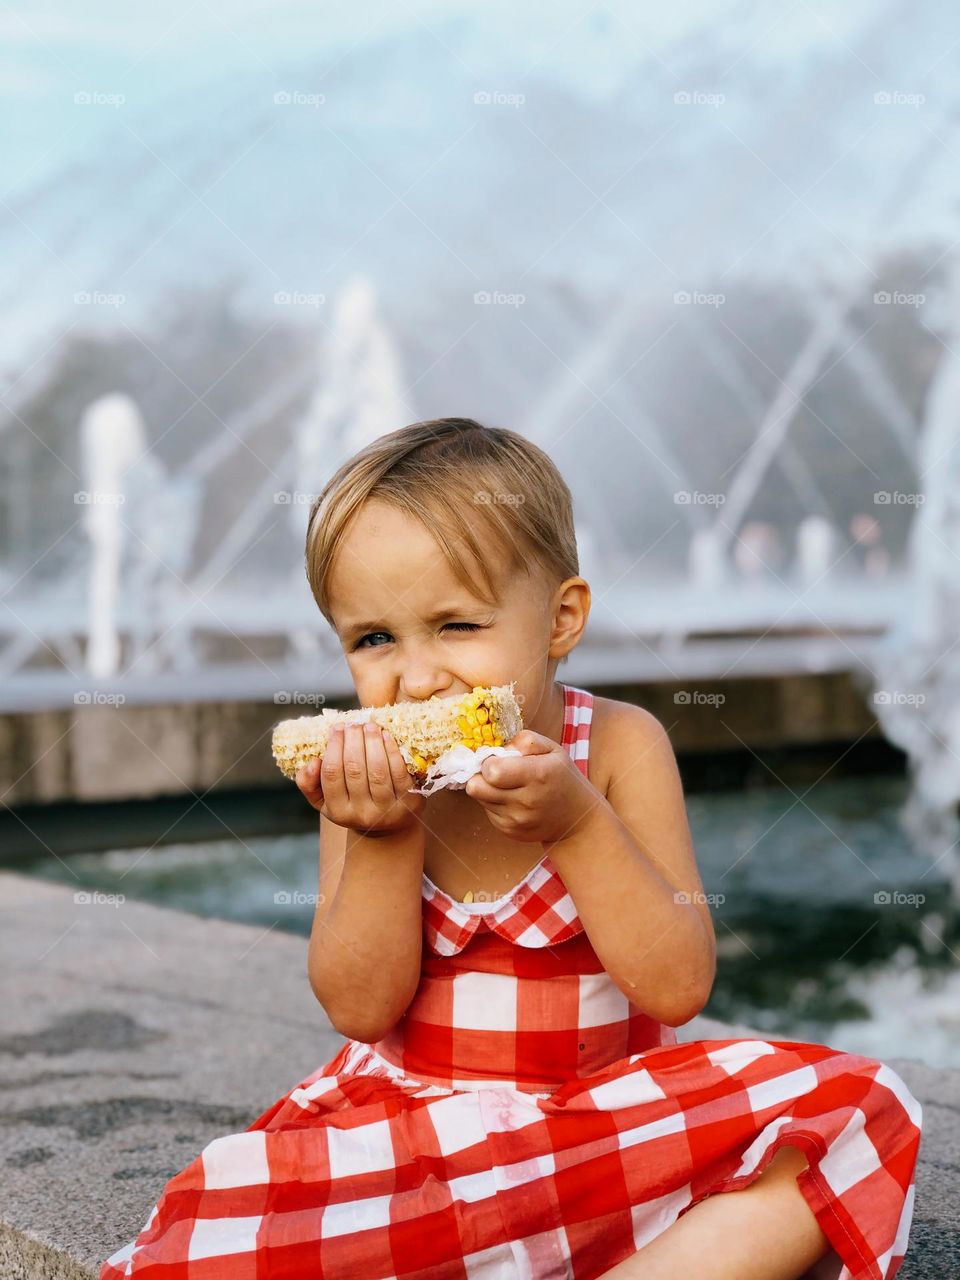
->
[271,683,523,782]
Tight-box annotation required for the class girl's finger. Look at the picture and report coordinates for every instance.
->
[361,723,397,801]
[340,722,374,808]
[381,729,417,792]
[295,757,323,802]
[320,722,348,807]
[476,753,528,792]
[464,773,510,806]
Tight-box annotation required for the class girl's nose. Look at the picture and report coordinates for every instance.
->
[400,672,455,703]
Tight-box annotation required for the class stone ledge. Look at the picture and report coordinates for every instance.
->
[0,871,954,1278]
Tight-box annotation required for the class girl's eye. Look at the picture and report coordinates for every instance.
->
[354,632,391,650]
[354,622,481,651]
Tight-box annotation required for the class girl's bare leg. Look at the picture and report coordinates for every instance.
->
[596,1145,836,1280]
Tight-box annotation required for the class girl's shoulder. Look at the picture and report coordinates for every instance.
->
[577,691,670,800]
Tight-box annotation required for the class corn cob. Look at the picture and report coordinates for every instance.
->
[271,683,523,784]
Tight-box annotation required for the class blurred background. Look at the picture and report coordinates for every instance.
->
[2,0,959,1068]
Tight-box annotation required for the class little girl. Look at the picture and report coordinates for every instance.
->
[101,418,922,1280]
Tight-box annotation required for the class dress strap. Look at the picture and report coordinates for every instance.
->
[561,682,593,779]
[422,683,594,955]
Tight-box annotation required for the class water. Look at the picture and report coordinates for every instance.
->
[17,771,956,1068]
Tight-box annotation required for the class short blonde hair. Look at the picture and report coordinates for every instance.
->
[304,418,580,629]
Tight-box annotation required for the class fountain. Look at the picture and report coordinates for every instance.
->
[793,515,838,587]
[870,275,960,894]
[80,394,151,679]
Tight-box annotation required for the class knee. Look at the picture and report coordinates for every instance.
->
[756,1143,811,1187]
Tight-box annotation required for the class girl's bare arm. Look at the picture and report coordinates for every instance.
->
[543,704,717,1026]
[306,816,425,1042]
[298,722,428,1042]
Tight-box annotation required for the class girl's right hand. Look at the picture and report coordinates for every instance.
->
[295,722,426,836]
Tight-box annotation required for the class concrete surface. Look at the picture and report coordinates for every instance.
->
[0,870,955,1279]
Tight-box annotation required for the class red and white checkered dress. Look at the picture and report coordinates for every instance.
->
[101,683,922,1280]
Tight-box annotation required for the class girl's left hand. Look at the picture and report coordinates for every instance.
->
[464,730,598,844]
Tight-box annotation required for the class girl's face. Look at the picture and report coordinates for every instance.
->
[326,498,585,733]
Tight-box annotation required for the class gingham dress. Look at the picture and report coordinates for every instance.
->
[101,684,923,1280]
